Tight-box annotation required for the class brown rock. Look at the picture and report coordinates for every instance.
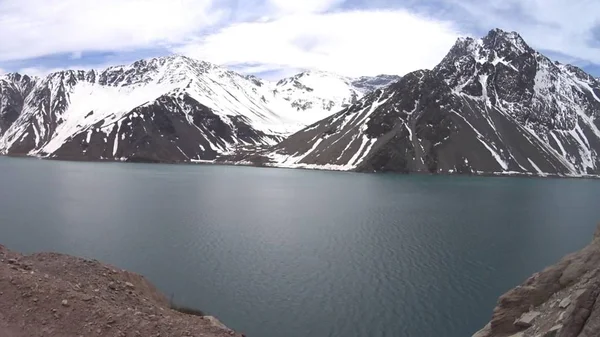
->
[0,245,242,337]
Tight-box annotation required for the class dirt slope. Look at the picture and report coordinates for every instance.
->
[0,244,244,337]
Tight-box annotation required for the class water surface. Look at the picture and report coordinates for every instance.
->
[1,157,600,337]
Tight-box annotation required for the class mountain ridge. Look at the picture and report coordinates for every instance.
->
[2,29,599,178]
[259,29,600,177]
[0,55,399,162]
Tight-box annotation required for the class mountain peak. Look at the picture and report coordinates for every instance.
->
[265,29,600,177]
[0,72,35,83]
[275,70,349,88]
[108,54,214,73]
[296,70,349,81]
[442,29,532,67]
[436,29,536,80]
[351,74,402,91]
[482,28,531,54]
[485,28,522,40]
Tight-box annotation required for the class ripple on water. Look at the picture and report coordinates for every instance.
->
[0,160,599,337]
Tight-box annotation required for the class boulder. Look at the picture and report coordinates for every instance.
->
[515,311,541,328]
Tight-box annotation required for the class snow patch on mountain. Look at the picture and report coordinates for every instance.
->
[274,71,399,120]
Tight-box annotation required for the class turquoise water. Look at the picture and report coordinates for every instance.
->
[1,156,600,337]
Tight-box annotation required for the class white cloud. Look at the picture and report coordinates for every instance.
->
[0,0,222,62]
[448,0,600,65]
[0,68,5,76]
[2,0,600,80]
[267,0,345,15]
[176,9,461,77]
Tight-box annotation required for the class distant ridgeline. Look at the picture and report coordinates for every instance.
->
[1,29,600,177]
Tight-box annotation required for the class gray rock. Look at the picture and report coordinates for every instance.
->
[515,311,541,328]
[559,297,571,309]
[559,280,600,337]
[543,325,561,337]
[575,285,600,337]
[574,289,587,299]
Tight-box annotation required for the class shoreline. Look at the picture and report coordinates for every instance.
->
[2,153,599,181]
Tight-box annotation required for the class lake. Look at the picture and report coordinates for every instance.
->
[1,156,600,337]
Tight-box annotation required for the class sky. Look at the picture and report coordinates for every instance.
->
[0,0,599,80]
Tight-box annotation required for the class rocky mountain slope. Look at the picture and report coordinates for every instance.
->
[264,29,600,177]
[0,244,243,337]
[473,223,600,337]
[0,56,395,162]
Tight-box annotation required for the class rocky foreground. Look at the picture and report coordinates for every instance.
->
[474,224,600,337]
[0,244,243,337]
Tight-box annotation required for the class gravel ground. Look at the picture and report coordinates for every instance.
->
[0,244,245,337]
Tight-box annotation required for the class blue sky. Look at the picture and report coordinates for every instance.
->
[0,0,599,79]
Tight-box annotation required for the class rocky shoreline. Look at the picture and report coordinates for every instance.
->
[0,244,243,337]
[474,224,600,337]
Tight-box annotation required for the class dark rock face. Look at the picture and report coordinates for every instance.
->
[360,71,461,173]
[0,74,35,134]
[267,29,600,176]
[49,93,277,163]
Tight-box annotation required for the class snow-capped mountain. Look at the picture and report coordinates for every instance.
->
[0,56,395,162]
[274,71,399,114]
[262,29,600,177]
[350,74,403,92]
